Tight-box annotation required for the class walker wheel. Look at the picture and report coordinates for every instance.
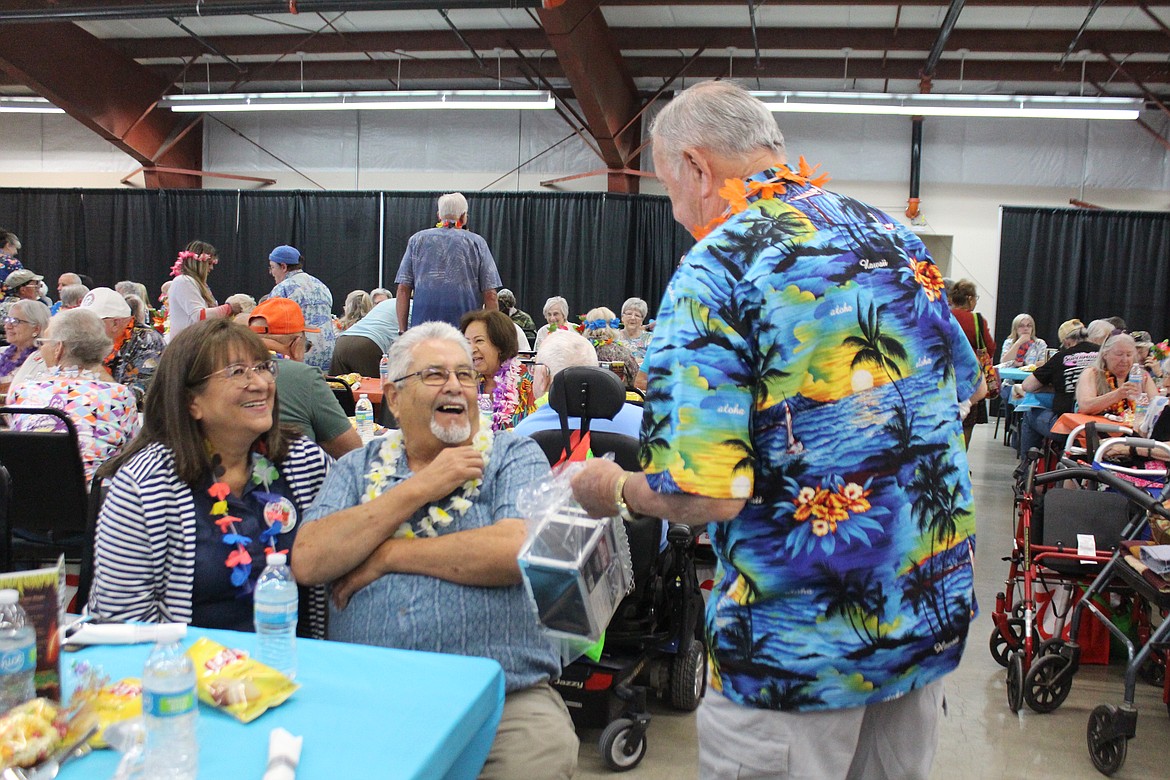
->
[990,618,1027,668]
[1023,655,1073,713]
[600,718,647,771]
[1006,650,1024,713]
[1087,705,1128,776]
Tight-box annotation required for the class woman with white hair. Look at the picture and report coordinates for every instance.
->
[369,287,392,305]
[0,299,49,396]
[533,295,571,349]
[1076,333,1158,419]
[616,297,653,363]
[7,308,139,486]
[583,306,639,389]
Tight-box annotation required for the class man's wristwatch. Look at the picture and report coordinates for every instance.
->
[613,472,635,522]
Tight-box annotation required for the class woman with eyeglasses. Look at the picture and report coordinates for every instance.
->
[0,299,50,396]
[89,319,332,637]
[460,310,536,431]
[6,309,138,487]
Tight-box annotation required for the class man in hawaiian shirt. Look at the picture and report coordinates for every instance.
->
[0,269,44,322]
[268,244,336,373]
[294,321,577,779]
[394,192,501,333]
[571,81,985,780]
[79,287,163,409]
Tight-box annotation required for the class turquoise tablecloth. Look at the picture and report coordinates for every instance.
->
[998,366,1033,383]
[58,626,505,780]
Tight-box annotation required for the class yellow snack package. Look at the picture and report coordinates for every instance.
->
[186,637,298,723]
[89,678,142,749]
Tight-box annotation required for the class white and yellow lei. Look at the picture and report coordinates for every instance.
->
[361,428,493,538]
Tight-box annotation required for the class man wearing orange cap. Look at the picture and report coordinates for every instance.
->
[249,297,361,459]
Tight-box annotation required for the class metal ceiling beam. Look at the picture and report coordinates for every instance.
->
[0,1,545,22]
[52,54,1166,92]
[104,28,1170,60]
[0,21,201,187]
[539,0,644,193]
[599,0,1155,5]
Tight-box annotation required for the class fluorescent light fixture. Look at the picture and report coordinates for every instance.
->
[0,96,63,114]
[160,89,555,113]
[750,91,1142,120]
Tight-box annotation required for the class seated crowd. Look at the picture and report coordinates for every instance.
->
[0,228,660,778]
[1001,313,1170,457]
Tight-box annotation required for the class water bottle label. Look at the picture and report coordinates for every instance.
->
[255,600,298,626]
[143,686,196,717]
[0,645,35,675]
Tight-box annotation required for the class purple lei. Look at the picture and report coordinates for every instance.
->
[488,358,524,432]
[0,345,35,378]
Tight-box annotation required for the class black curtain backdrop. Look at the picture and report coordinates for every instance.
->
[997,206,1170,345]
[0,189,690,320]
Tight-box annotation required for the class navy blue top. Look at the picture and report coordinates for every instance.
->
[191,468,299,632]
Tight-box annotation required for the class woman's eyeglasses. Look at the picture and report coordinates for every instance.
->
[197,360,279,386]
[33,338,59,349]
[2,317,32,327]
[393,367,479,387]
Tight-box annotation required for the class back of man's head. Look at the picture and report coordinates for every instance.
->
[437,192,468,221]
[650,80,786,174]
[537,329,598,378]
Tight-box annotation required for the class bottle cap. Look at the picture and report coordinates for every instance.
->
[267,552,288,566]
[0,590,16,605]
[359,393,369,400]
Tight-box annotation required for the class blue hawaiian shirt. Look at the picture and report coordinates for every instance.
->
[271,271,336,373]
[641,165,982,712]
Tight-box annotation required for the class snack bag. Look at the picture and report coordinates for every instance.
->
[0,698,65,770]
[89,678,142,749]
[186,637,298,723]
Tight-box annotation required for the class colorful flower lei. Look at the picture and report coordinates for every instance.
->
[170,250,217,278]
[208,452,288,598]
[1153,340,1170,361]
[361,427,493,537]
[691,157,831,240]
[486,357,528,432]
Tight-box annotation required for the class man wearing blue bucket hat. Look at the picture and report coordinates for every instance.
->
[268,244,336,372]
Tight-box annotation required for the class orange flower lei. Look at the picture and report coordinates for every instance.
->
[691,156,832,240]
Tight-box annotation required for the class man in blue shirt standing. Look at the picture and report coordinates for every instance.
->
[269,244,336,373]
[395,192,501,333]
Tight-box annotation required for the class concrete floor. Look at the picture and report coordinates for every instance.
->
[574,425,1170,779]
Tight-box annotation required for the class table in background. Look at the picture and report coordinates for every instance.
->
[349,376,384,405]
[59,626,504,780]
[998,366,1034,384]
[1052,412,1119,437]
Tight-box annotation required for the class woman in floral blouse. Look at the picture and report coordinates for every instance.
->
[7,308,139,487]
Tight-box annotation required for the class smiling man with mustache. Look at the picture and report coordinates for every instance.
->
[293,320,578,779]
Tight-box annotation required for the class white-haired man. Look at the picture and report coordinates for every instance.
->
[570,81,984,780]
[394,192,501,333]
[293,321,577,779]
[514,329,642,438]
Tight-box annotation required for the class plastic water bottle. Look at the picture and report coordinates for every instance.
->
[254,552,298,679]
[1135,392,1151,434]
[355,393,374,442]
[142,640,198,780]
[379,352,390,385]
[0,590,35,714]
[1129,364,1144,387]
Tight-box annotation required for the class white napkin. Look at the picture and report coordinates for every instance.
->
[64,622,187,646]
[263,727,302,780]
